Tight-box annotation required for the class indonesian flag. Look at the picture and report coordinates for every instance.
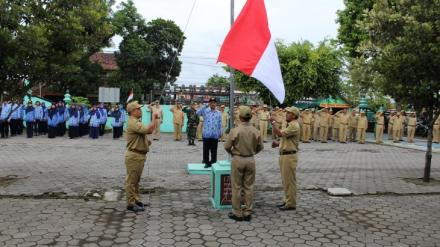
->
[126,89,134,103]
[218,0,285,103]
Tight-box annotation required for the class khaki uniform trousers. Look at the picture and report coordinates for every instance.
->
[348,127,357,141]
[357,128,366,143]
[375,124,384,143]
[313,126,320,141]
[393,129,401,142]
[388,124,393,140]
[197,122,203,140]
[259,120,268,141]
[332,128,339,141]
[407,126,415,143]
[339,125,347,142]
[231,156,256,217]
[319,126,328,142]
[302,124,311,142]
[125,151,146,205]
[279,154,297,208]
[221,124,228,141]
[433,125,440,143]
[173,123,182,140]
[153,119,161,140]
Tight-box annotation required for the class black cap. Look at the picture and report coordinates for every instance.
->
[208,97,217,102]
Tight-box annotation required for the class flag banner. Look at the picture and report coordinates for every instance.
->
[218,0,285,103]
[127,89,134,103]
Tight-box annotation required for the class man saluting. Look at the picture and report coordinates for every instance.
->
[125,101,155,213]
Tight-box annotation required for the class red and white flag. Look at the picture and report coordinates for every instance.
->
[126,89,134,103]
[218,0,285,103]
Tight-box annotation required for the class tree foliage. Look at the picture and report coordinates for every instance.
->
[111,0,185,101]
[206,74,229,88]
[0,0,114,98]
[230,41,343,106]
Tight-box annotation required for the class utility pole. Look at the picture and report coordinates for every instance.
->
[228,0,235,132]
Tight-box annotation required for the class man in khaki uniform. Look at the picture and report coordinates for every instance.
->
[233,106,240,127]
[148,100,163,140]
[331,110,339,141]
[170,103,184,141]
[271,106,300,211]
[220,105,229,142]
[348,110,358,142]
[407,112,417,143]
[319,108,330,143]
[375,111,385,144]
[271,107,283,140]
[400,111,407,141]
[357,111,368,144]
[224,106,263,221]
[300,109,312,143]
[125,101,155,212]
[388,112,396,140]
[258,105,270,142]
[433,115,440,143]
[336,108,349,143]
[197,116,204,141]
[313,109,320,141]
[393,113,403,143]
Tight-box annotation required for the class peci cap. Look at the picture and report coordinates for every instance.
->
[263,104,268,108]
[208,97,217,103]
[127,101,142,113]
[220,105,225,108]
[285,106,300,117]
[238,105,252,118]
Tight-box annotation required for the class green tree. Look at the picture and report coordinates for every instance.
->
[0,0,114,99]
[206,74,229,88]
[358,0,440,181]
[112,1,185,101]
[230,41,343,106]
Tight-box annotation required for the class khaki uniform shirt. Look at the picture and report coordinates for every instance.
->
[407,117,416,127]
[332,115,340,128]
[259,111,270,121]
[434,116,440,130]
[150,106,163,120]
[280,120,300,152]
[319,112,330,127]
[337,112,349,126]
[273,110,284,124]
[224,122,264,156]
[301,112,312,125]
[313,113,320,128]
[357,116,368,129]
[221,111,229,127]
[376,115,384,125]
[349,114,358,128]
[126,116,150,154]
[393,117,403,130]
[171,106,184,124]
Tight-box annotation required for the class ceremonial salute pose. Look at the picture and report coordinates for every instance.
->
[183,102,199,146]
[170,103,184,141]
[271,106,301,211]
[125,101,155,213]
[148,100,163,141]
[225,106,263,221]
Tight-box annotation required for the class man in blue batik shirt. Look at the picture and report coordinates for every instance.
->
[196,97,222,168]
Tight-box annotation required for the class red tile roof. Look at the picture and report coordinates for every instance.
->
[90,52,118,71]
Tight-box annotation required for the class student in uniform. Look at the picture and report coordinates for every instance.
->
[68,104,80,139]
[0,100,12,138]
[88,105,101,139]
[98,103,108,136]
[110,105,124,139]
[24,102,36,138]
[47,104,59,139]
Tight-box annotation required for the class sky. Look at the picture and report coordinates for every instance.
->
[108,0,345,86]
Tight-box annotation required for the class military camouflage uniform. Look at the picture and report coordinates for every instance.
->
[183,106,199,145]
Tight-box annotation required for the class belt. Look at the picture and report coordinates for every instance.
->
[408,125,416,127]
[128,149,148,155]
[303,123,311,125]
[340,123,348,125]
[376,123,383,125]
[260,119,268,121]
[280,150,297,155]
[233,154,254,157]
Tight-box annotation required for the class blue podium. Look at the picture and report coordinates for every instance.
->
[210,160,233,209]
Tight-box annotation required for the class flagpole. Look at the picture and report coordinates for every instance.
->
[228,0,235,131]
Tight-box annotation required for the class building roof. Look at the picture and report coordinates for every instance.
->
[90,52,118,71]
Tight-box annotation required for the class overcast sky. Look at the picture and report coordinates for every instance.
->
[108,0,345,86]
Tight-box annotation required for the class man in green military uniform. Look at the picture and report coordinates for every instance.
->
[224,106,264,221]
[271,106,300,211]
[125,101,155,213]
[183,102,199,146]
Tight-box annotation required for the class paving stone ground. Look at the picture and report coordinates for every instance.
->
[1,133,440,246]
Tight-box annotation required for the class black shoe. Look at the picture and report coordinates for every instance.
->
[228,212,243,221]
[243,215,252,221]
[127,204,143,213]
[279,206,296,211]
[276,203,285,208]
[204,164,211,169]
